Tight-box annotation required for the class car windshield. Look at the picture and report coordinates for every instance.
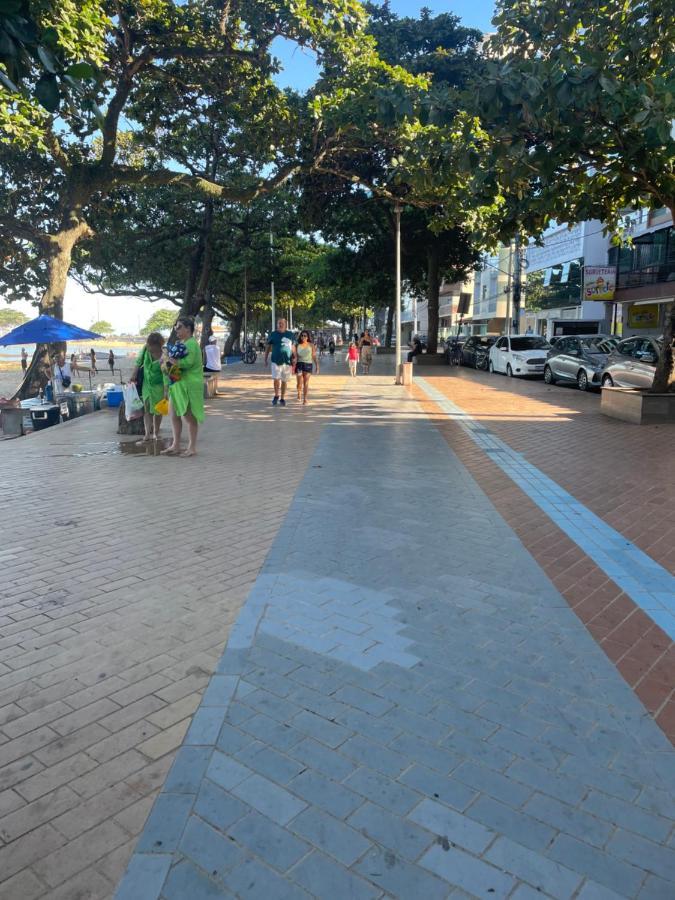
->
[510,337,550,351]
[579,338,608,352]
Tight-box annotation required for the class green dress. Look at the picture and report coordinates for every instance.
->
[167,336,205,422]
[135,347,165,413]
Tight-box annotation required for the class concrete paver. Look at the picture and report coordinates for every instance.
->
[116,369,675,899]
[0,364,347,897]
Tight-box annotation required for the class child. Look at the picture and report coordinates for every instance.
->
[347,340,359,377]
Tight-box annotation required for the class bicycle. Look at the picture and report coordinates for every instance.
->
[241,341,257,364]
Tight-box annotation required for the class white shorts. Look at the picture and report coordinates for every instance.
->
[271,363,291,382]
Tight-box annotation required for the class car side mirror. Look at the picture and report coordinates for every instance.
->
[641,353,656,364]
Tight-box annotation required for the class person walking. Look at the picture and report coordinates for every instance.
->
[347,339,359,377]
[294,330,318,405]
[160,316,205,457]
[20,348,27,373]
[265,317,295,406]
[70,353,80,375]
[108,349,115,376]
[89,348,98,374]
[130,331,165,443]
[359,329,374,374]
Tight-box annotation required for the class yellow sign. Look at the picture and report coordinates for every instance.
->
[627,304,659,329]
[583,266,616,301]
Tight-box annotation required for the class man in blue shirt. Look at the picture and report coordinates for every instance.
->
[264,318,296,406]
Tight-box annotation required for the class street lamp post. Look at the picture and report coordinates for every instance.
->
[394,202,402,383]
[270,228,275,332]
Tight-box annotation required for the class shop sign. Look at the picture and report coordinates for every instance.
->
[627,304,660,329]
[583,266,616,300]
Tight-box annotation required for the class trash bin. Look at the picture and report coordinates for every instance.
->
[401,362,413,385]
[1,407,24,437]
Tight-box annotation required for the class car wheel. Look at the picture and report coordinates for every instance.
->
[577,369,589,391]
[478,356,488,371]
[544,365,555,385]
[506,363,513,377]
[602,374,614,388]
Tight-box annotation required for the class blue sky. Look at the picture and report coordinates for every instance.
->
[273,0,496,91]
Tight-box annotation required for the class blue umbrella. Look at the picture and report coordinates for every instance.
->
[0,314,102,346]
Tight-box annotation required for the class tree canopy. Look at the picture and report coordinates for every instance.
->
[140,309,176,335]
[89,318,113,334]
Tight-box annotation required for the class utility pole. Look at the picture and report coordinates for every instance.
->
[505,241,514,337]
[394,202,402,383]
[270,228,275,332]
[512,234,522,334]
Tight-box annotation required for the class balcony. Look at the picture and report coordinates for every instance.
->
[610,227,675,291]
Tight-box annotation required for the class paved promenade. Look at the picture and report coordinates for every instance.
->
[116,368,675,899]
[1,359,674,898]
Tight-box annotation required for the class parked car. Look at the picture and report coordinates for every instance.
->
[461,335,499,369]
[600,336,663,389]
[488,335,551,377]
[544,335,612,391]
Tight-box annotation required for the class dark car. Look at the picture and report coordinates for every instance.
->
[461,335,499,370]
[443,333,469,363]
[600,336,663,390]
[544,335,612,391]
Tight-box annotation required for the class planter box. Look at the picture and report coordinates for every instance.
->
[601,387,675,425]
[413,354,446,366]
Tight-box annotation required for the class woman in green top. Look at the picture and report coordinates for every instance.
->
[130,331,165,443]
[295,330,319,405]
[161,315,205,457]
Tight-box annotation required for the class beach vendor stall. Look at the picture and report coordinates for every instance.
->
[0,315,102,434]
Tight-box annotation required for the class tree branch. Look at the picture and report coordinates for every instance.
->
[0,217,48,247]
[108,161,303,202]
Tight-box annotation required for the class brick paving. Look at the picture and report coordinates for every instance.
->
[118,369,675,899]
[415,369,675,743]
[0,364,347,898]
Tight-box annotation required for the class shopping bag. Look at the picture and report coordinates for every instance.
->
[123,383,144,421]
[155,397,169,416]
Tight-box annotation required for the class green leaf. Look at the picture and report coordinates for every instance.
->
[37,45,58,74]
[0,0,22,14]
[65,62,96,80]
[34,73,60,112]
[0,67,18,93]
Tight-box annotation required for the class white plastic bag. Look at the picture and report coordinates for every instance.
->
[123,383,144,421]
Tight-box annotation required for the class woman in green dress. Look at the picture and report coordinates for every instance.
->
[161,316,205,457]
[130,331,165,443]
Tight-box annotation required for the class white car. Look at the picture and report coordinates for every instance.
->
[489,335,552,377]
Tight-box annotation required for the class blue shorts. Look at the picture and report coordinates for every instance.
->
[296,362,313,374]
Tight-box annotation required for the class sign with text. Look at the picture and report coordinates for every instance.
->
[583,266,616,301]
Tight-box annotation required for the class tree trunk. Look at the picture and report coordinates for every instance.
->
[200,304,215,351]
[223,308,243,357]
[16,228,83,400]
[427,243,441,354]
[341,320,347,341]
[385,305,394,347]
[651,299,674,393]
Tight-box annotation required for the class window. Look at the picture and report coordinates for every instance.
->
[618,339,638,357]
[495,337,506,349]
[609,226,675,288]
[510,336,550,351]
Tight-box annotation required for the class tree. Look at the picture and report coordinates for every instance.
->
[0,308,29,328]
[89,319,113,334]
[480,0,675,390]
[0,0,381,396]
[307,4,499,352]
[140,309,176,336]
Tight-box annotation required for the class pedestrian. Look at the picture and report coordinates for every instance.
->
[295,330,318,405]
[20,348,27,373]
[108,349,115,375]
[203,335,221,373]
[89,348,98,374]
[70,353,80,375]
[160,316,205,457]
[407,337,423,363]
[328,337,335,358]
[347,339,359,377]
[264,317,295,407]
[130,331,166,444]
[359,329,374,374]
[52,351,73,395]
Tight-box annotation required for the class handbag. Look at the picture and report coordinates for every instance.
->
[136,349,145,397]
